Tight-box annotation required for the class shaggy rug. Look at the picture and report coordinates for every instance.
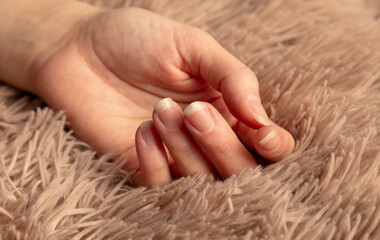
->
[1,0,380,239]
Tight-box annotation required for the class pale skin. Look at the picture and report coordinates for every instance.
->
[0,0,295,187]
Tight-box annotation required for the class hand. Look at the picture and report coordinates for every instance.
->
[133,98,294,186]
[28,7,294,173]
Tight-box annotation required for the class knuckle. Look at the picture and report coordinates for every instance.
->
[205,135,233,157]
[143,161,168,175]
[190,27,215,44]
[237,66,258,81]
[240,66,259,90]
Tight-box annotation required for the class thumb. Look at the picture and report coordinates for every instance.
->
[180,28,270,129]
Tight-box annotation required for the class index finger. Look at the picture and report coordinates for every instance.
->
[176,28,270,129]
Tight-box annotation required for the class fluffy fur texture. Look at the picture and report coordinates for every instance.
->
[1,0,380,239]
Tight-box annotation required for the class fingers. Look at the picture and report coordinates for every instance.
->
[134,99,293,187]
[152,98,216,177]
[180,29,270,129]
[133,121,172,187]
[236,121,295,162]
[253,125,295,161]
[179,29,295,160]
[183,101,257,179]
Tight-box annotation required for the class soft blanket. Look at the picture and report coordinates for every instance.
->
[1,0,380,239]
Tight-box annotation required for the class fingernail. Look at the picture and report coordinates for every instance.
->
[184,102,214,133]
[248,96,271,126]
[139,121,157,146]
[258,130,281,152]
[154,98,181,130]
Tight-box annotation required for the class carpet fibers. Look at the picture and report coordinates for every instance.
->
[1,0,380,239]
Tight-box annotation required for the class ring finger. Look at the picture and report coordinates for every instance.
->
[153,98,216,177]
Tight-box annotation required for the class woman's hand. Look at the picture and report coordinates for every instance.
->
[0,2,294,178]
[133,98,294,186]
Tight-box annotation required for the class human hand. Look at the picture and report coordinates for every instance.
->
[133,98,294,186]
[23,6,293,173]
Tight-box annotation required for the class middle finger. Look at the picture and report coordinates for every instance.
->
[183,101,257,179]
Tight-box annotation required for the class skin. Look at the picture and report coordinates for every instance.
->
[0,1,295,187]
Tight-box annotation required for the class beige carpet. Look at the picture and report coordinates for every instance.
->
[1,0,380,239]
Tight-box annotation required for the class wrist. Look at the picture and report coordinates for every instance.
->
[0,0,102,94]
